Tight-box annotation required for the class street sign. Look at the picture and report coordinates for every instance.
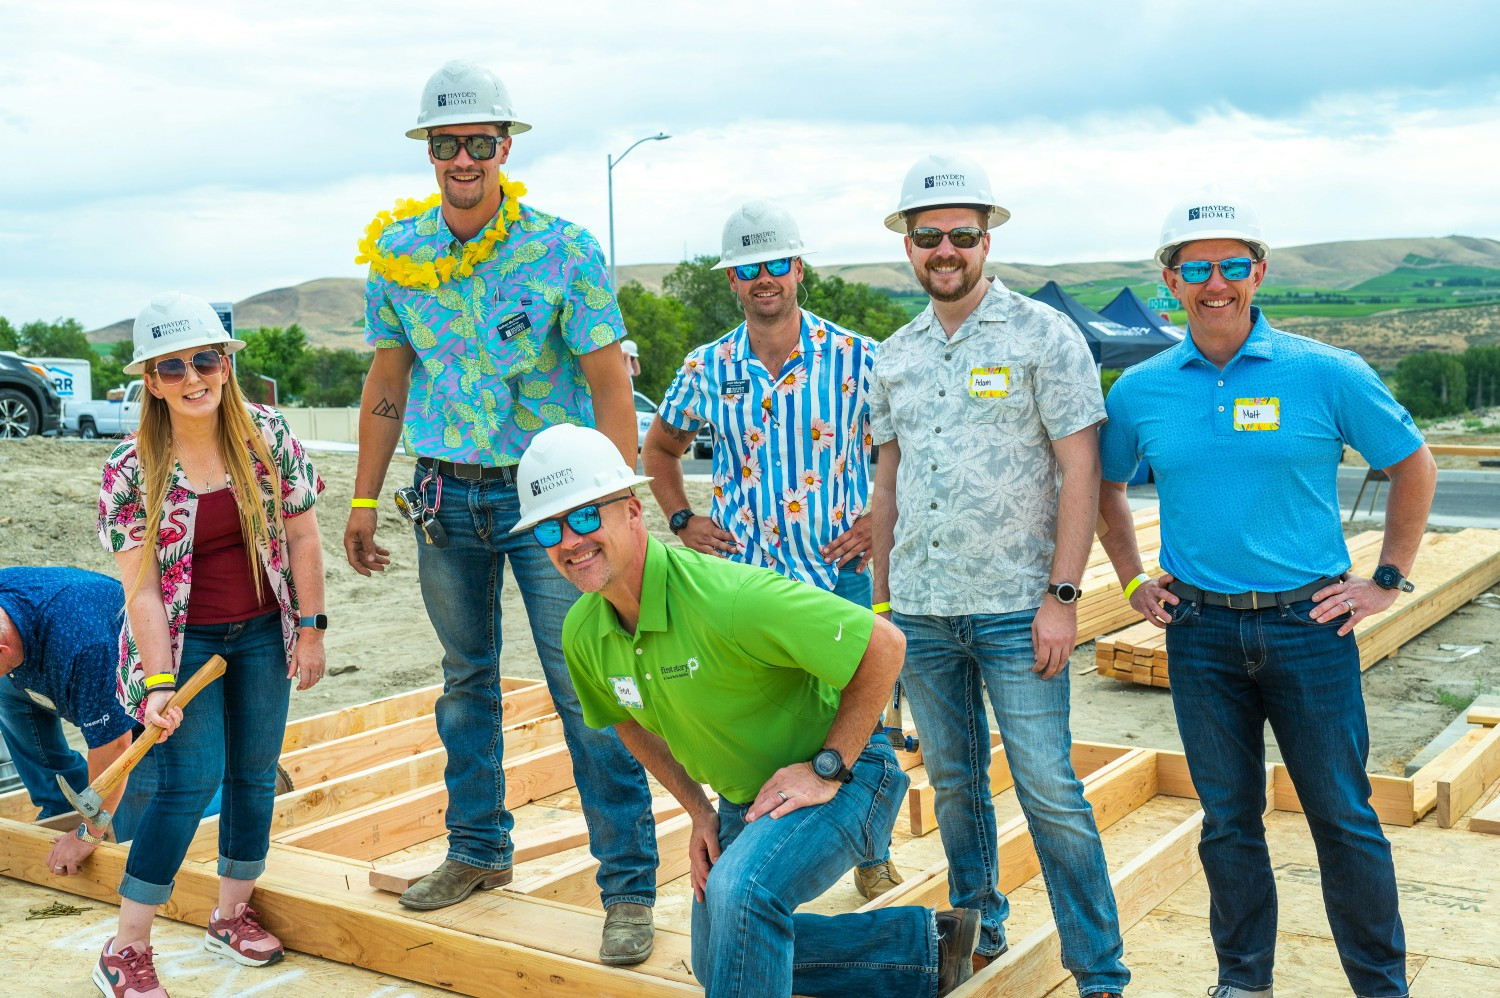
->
[1156,283,1171,297]
[1148,297,1179,310]
[210,301,234,337]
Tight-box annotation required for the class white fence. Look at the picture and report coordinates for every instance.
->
[276,407,362,444]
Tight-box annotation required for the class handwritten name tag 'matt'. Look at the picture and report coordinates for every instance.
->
[969,366,1011,398]
[1234,397,1280,431]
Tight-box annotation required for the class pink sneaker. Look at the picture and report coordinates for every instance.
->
[204,903,285,967]
[93,937,169,997]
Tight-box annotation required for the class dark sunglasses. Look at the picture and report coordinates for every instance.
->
[909,227,984,250]
[152,350,224,385]
[532,494,633,548]
[428,133,501,161]
[733,258,793,281]
[1173,257,1254,283]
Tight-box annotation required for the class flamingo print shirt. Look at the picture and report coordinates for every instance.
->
[97,405,323,722]
[657,310,876,591]
[363,202,626,466]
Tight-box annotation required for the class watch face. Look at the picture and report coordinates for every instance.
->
[1051,583,1079,603]
[1374,566,1397,588]
[669,510,694,533]
[812,750,839,778]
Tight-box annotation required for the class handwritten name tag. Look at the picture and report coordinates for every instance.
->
[1234,397,1280,431]
[969,366,1011,398]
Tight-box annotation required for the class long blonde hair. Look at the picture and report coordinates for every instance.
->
[128,348,284,605]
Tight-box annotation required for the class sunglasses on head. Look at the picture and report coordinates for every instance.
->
[428,133,502,161]
[152,349,224,385]
[733,258,793,281]
[908,227,984,250]
[1172,257,1255,283]
[532,494,633,548]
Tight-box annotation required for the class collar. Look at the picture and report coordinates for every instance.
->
[912,277,1010,344]
[592,534,671,639]
[1176,306,1275,368]
[730,310,817,365]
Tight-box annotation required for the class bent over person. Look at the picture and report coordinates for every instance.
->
[1098,195,1435,998]
[341,59,657,963]
[516,424,981,998]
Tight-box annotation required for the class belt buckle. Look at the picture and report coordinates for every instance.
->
[1225,592,1254,611]
[453,463,482,481]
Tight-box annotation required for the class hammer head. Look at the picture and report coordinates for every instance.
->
[55,773,111,830]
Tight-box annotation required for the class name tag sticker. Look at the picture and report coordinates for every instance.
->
[496,311,533,341]
[610,675,643,710]
[723,379,750,396]
[969,366,1011,398]
[1234,397,1280,431]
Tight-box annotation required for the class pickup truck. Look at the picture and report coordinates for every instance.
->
[67,380,144,438]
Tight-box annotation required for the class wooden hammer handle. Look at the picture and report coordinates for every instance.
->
[92,655,228,801]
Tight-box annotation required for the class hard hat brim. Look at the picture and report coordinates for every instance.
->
[885,203,1011,234]
[1154,235,1270,268]
[406,118,533,140]
[509,474,654,534]
[124,338,247,376]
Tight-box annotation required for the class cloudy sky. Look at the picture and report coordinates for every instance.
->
[3,1,1499,328]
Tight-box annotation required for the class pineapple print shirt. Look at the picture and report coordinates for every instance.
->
[364,201,626,465]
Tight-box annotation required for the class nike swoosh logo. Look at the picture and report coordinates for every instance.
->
[106,968,122,986]
[835,624,843,641]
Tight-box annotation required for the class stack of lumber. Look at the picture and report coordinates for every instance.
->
[1095,527,1500,688]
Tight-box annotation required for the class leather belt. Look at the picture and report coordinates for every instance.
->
[1167,575,1344,611]
[418,458,518,484]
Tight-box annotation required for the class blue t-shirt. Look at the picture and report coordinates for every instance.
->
[0,567,134,748]
[1099,308,1424,593]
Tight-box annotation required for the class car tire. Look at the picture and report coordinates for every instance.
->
[79,418,99,440]
[0,389,39,439]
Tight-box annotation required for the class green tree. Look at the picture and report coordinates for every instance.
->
[18,318,90,358]
[236,324,310,402]
[617,282,696,401]
[1395,351,1469,419]
[801,268,908,342]
[661,254,741,348]
[0,317,17,352]
[90,341,135,396]
[1462,344,1500,409]
[295,348,369,407]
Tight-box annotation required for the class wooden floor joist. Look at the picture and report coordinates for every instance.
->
[1437,725,1500,828]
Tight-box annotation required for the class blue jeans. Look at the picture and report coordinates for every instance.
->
[1165,597,1407,997]
[414,467,657,906]
[894,607,1128,996]
[690,738,936,997]
[120,612,288,904]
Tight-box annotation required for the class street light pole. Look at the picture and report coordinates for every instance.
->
[607,131,670,290]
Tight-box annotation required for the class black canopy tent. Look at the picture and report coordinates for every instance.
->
[1100,286,1185,344]
[1027,281,1177,368]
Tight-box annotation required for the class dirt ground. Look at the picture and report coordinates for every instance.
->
[1,435,1495,776]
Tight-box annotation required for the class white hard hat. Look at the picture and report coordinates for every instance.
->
[712,200,812,271]
[885,153,1011,234]
[511,425,652,533]
[1155,195,1269,267]
[406,60,531,140]
[126,292,245,376]
[620,339,640,358]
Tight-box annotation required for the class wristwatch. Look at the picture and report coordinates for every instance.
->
[1372,564,1416,593]
[1047,581,1081,604]
[668,508,695,535]
[76,822,102,845]
[298,613,329,630]
[811,748,854,784]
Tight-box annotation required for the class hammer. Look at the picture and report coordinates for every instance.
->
[55,654,227,835]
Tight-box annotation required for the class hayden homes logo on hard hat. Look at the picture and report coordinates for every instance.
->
[149,319,192,340]
[924,173,965,189]
[740,230,778,248]
[531,468,575,497]
[1188,205,1236,221]
[436,91,478,108]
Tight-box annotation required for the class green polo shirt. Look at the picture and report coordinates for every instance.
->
[563,535,875,804]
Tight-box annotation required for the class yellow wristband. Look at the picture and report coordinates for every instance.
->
[351,498,379,509]
[871,602,892,614]
[1123,573,1152,600]
[143,673,177,690]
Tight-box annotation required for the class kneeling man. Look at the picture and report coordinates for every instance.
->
[513,424,979,998]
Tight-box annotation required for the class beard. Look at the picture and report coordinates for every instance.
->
[915,254,985,303]
[442,173,488,211]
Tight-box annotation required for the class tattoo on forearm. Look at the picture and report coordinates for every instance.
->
[371,398,401,419]
[664,424,694,444]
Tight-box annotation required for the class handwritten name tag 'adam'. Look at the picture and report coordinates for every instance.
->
[1234,397,1280,431]
[969,367,1011,398]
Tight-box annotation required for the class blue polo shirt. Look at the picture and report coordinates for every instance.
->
[0,567,135,748]
[1099,308,1423,593]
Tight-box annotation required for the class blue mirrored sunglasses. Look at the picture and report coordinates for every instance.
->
[531,494,633,548]
[1173,257,1254,283]
[733,258,793,281]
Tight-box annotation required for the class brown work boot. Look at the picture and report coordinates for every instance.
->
[936,908,981,996]
[398,858,512,911]
[853,859,905,899]
[972,941,1007,973]
[599,901,654,965]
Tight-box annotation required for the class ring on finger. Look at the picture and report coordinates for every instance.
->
[1345,598,1355,612]
[775,790,789,804]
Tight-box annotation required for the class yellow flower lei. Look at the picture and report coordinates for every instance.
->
[354,172,528,290]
